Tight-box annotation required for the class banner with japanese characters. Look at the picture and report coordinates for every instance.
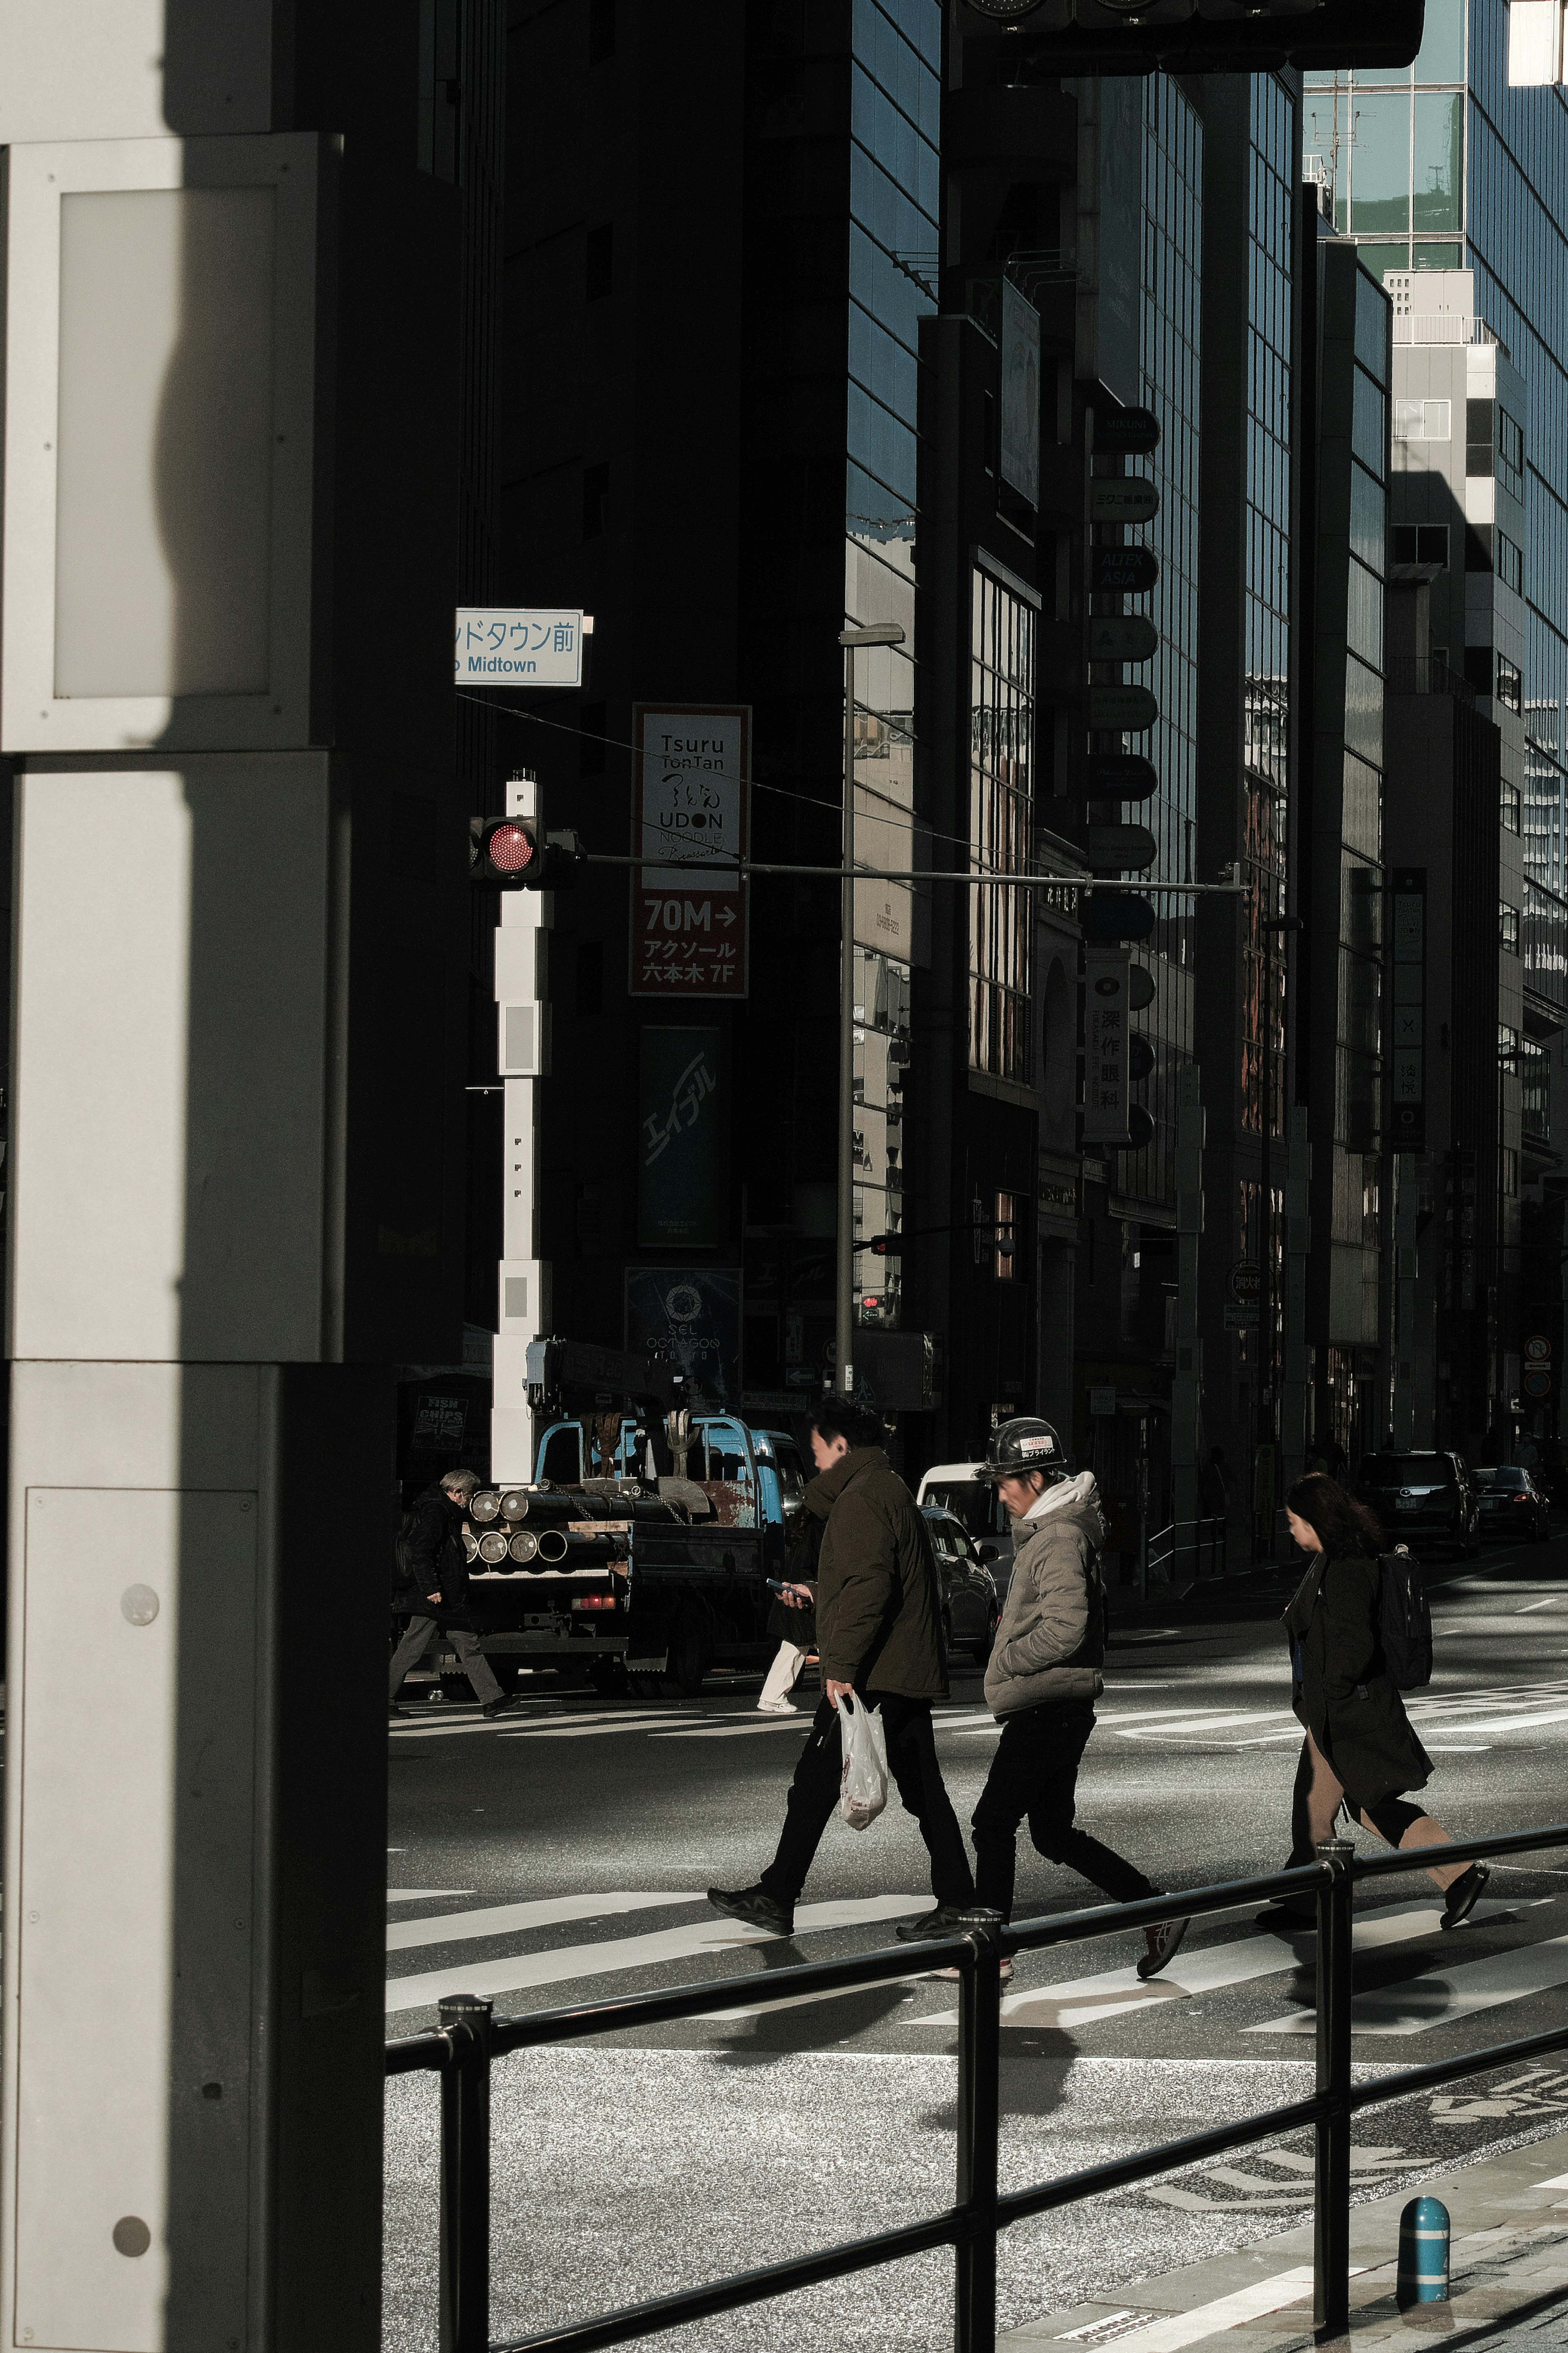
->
[631,704,749,996]
[454,606,584,686]
[1081,947,1131,1144]
[637,1026,724,1249]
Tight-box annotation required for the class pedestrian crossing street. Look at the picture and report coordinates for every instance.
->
[390,1675,1568,1754]
[383,1878,1568,2042]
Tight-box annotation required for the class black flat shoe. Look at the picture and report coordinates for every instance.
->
[1441,1861,1489,1929]
[481,1694,526,1719]
[1137,1912,1191,1980]
[706,1885,794,1936]
[894,1904,971,1944]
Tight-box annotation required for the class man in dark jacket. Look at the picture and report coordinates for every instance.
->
[707,1402,976,1938]
[390,1469,517,1717]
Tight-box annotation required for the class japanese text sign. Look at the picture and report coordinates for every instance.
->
[637,1028,723,1249]
[1081,948,1131,1144]
[454,607,584,687]
[631,704,750,997]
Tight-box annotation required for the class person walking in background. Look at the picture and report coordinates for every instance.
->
[757,1510,822,1714]
[969,1418,1190,1983]
[390,1467,521,1720]
[1256,1471,1487,1933]
[708,1400,976,1939]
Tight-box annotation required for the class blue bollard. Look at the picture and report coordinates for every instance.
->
[1396,2195,1450,2306]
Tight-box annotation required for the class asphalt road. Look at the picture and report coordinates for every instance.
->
[383,1531,1568,2351]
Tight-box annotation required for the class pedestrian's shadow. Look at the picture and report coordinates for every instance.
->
[702,1935,922,2067]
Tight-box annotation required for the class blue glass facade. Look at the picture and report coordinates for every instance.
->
[1307,0,1568,893]
[846,0,940,1323]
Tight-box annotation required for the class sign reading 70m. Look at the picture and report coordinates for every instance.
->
[630,705,750,998]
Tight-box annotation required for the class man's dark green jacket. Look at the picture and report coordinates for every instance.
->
[803,1447,948,1699]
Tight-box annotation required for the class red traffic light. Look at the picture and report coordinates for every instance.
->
[487,821,535,876]
[470,816,584,892]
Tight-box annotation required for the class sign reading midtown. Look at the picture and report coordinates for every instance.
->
[454,607,586,687]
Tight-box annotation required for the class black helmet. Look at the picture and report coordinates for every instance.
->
[982,1417,1067,1481]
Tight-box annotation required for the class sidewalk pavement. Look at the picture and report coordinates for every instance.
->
[1000,2124,1568,2351]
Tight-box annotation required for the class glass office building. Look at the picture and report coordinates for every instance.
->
[845,0,940,1326]
[1303,0,1568,892]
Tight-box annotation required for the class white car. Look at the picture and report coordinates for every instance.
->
[915,1461,1016,1599]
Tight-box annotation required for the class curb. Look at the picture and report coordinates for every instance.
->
[999,2123,1568,2350]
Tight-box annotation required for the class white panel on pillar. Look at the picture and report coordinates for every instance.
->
[498,1260,552,1336]
[502,1079,541,1261]
[0,1,274,142]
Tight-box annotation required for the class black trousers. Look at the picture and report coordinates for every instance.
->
[758,1694,975,1912]
[971,1700,1158,1922]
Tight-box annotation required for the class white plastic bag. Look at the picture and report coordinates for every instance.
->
[835,1694,889,1831]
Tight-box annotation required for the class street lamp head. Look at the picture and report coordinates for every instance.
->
[839,622,906,647]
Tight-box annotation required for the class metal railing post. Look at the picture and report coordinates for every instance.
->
[439,1992,494,2353]
[954,1909,1004,2353]
[1313,1843,1355,2337]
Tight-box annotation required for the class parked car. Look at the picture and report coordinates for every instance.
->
[922,1507,1002,1667]
[1355,1450,1478,1556]
[915,1462,1016,1599]
[1472,1465,1551,1544]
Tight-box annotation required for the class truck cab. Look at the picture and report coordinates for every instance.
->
[532,1413,806,1534]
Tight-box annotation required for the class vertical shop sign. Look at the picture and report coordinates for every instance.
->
[625,1267,742,1412]
[631,704,750,996]
[1000,280,1040,507]
[1081,948,1131,1143]
[638,1026,723,1249]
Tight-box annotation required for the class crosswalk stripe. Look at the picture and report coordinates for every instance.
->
[388,1888,474,1904]
[912,1898,1526,2032]
[497,1715,697,1740]
[650,1720,810,1740]
[383,1892,928,2016]
[1251,1929,1568,2038]
[388,1891,704,1953]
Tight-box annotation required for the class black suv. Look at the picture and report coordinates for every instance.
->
[1356,1451,1478,1556]
[1473,1465,1551,1545]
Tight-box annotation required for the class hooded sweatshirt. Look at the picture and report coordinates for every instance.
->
[982,1470,1107,1717]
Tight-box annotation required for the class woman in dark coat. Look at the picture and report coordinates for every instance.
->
[1262,1472,1486,1931]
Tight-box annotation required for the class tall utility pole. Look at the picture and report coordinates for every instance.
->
[835,622,905,1398]
[0,10,496,2344]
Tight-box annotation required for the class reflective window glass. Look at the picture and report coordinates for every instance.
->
[1350,93,1411,233]
[1413,0,1464,82]
[1413,93,1462,232]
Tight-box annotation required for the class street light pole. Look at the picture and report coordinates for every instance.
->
[836,621,906,1399]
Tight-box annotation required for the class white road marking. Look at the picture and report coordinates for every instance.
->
[1517,1599,1559,1613]
[648,1720,811,1739]
[388,1891,705,1952]
[1045,2263,1370,2353]
[384,1893,928,2014]
[497,1715,697,1740]
[1252,1929,1568,2038]
[388,1888,474,1903]
[913,1900,1523,2032]
[1536,2170,1568,2189]
[1423,1745,1492,1753]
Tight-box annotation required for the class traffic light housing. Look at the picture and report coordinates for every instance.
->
[469,816,584,891]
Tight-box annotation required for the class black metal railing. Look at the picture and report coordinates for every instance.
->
[1139,1512,1227,1596]
[386,1821,1568,2353]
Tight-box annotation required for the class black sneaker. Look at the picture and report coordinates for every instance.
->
[1136,1911,1192,1980]
[894,1904,972,1944]
[706,1885,794,1936]
[481,1694,526,1720]
[1441,1860,1489,1929]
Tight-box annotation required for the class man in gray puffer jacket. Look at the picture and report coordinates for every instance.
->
[972,1418,1189,1981]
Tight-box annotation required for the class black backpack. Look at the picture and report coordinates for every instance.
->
[1379,1547,1433,1691]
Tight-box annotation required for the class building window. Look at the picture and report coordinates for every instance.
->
[1497,531,1524,593]
[1392,523,1449,568]
[994,1189,1020,1281]
[1394,397,1451,441]
[1465,398,1494,477]
[1499,1146,1519,1199]
[1497,653,1523,714]
[1498,407,1525,500]
[1500,902,1521,954]
[968,566,1036,1084]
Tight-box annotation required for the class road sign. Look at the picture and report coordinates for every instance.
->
[1081,752,1158,803]
[1089,477,1160,526]
[1224,1305,1261,1330]
[455,607,586,687]
[1526,1334,1552,1362]
[1087,823,1157,872]
[1089,1386,1118,1417]
[1229,1259,1261,1305]
[1525,1369,1552,1398]
[631,706,751,997]
[1088,685,1159,733]
[1091,404,1161,456]
[1088,546,1159,594]
[1087,615,1158,664]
